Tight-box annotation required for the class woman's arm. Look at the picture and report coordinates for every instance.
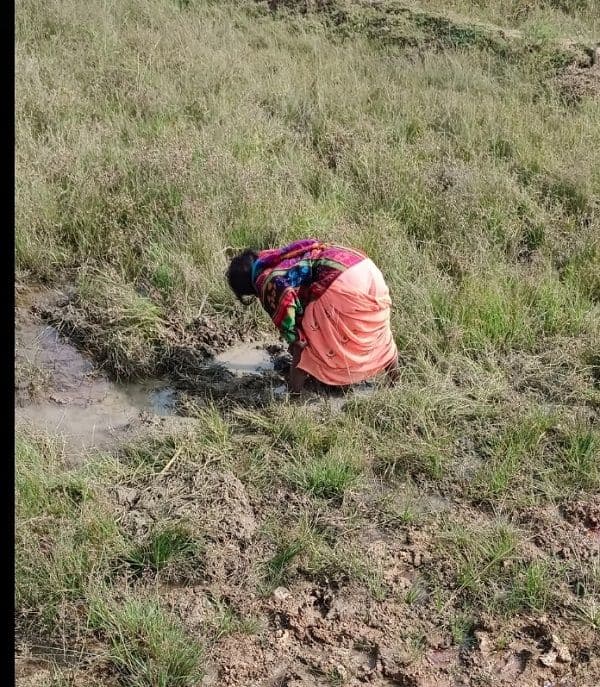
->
[274,288,305,345]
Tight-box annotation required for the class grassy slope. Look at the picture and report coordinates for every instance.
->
[15,0,600,684]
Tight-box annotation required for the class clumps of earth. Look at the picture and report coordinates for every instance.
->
[115,466,260,595]
[557,46,600,104]
[108,446,600,687]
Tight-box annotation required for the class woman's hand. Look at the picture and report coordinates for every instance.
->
[288,340,307,352]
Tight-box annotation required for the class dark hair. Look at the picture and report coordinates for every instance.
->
[226,249,258,303]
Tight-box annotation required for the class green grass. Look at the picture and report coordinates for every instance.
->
[16,0,600,383]
[374,488,424,527]
[440,519,558,615]
[285,443,364,499]
[261,534,310,592]
[432,269,591,353]
[259,512,327,590]
[556,428,600,491]
[120,408,234,472]
[15,431,208,682]
[90,596,203,687]
[124,524,202,576]
[448,612,476,648]
[208,598,262,640]
[15,433,128,634]
[260,512,388,598]
[471,412,600,505]
[507,560,554,613]
[15,0,600,682]
[405,578,429,606]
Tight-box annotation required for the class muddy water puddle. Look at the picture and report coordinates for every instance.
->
[15,309,178,454]
[212,342,380,409]
[14,293,284,452]
[214,343,275,376]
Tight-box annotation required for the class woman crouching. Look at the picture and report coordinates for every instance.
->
[226,238,399,393]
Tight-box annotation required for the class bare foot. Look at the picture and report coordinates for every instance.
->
[289,364,309,393]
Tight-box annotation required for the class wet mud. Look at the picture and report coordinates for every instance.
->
[16,290,178,455]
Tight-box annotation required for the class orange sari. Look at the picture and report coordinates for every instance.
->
[297,259,397,386]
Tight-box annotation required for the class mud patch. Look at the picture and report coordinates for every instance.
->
[175,362,287,411]
[41,283,243,379]
[119,468,261,597]
[561,495,600,531]
[18,285,384,422]
[16,374,177,453]
[123,469,257,542]
[176,341,381,412]
[15,287,179,456]
[557,47,600,104]
[14,287,293,449]
[173,341,289,409]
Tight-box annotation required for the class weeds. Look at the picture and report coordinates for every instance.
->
[507,560,555,613]
[471,413,600,505]
[441,520,521,609]
[120,411,233,473]
[124,525,202,576]
[15,433,128,634]
[575,601,600,631]
[90,596,203,687]
[448,613,476,648]
[440,519,559,616]
[262,539,307,591]
[284,443,363,499]
[405,578,429,606]
[208,598,262,640]
[375,489,423,528]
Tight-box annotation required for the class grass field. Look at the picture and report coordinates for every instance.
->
[15,0,600,685]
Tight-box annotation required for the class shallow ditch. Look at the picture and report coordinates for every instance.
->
[15,286,380,455]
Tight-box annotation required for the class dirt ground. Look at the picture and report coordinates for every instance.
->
[134,472,600,686]
[556,46,600,104]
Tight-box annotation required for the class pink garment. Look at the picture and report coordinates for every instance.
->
[297,258,397,386]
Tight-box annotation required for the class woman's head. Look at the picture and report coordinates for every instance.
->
[226,249,258,303]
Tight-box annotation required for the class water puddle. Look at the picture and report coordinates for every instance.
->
[213,343,275,376]
[15,297,178,454]
[16,380,175,451]
[210,341,380,409]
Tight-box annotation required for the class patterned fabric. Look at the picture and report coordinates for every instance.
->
[252,238,366,344]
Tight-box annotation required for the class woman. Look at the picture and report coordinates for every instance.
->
[226,238,398,392]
